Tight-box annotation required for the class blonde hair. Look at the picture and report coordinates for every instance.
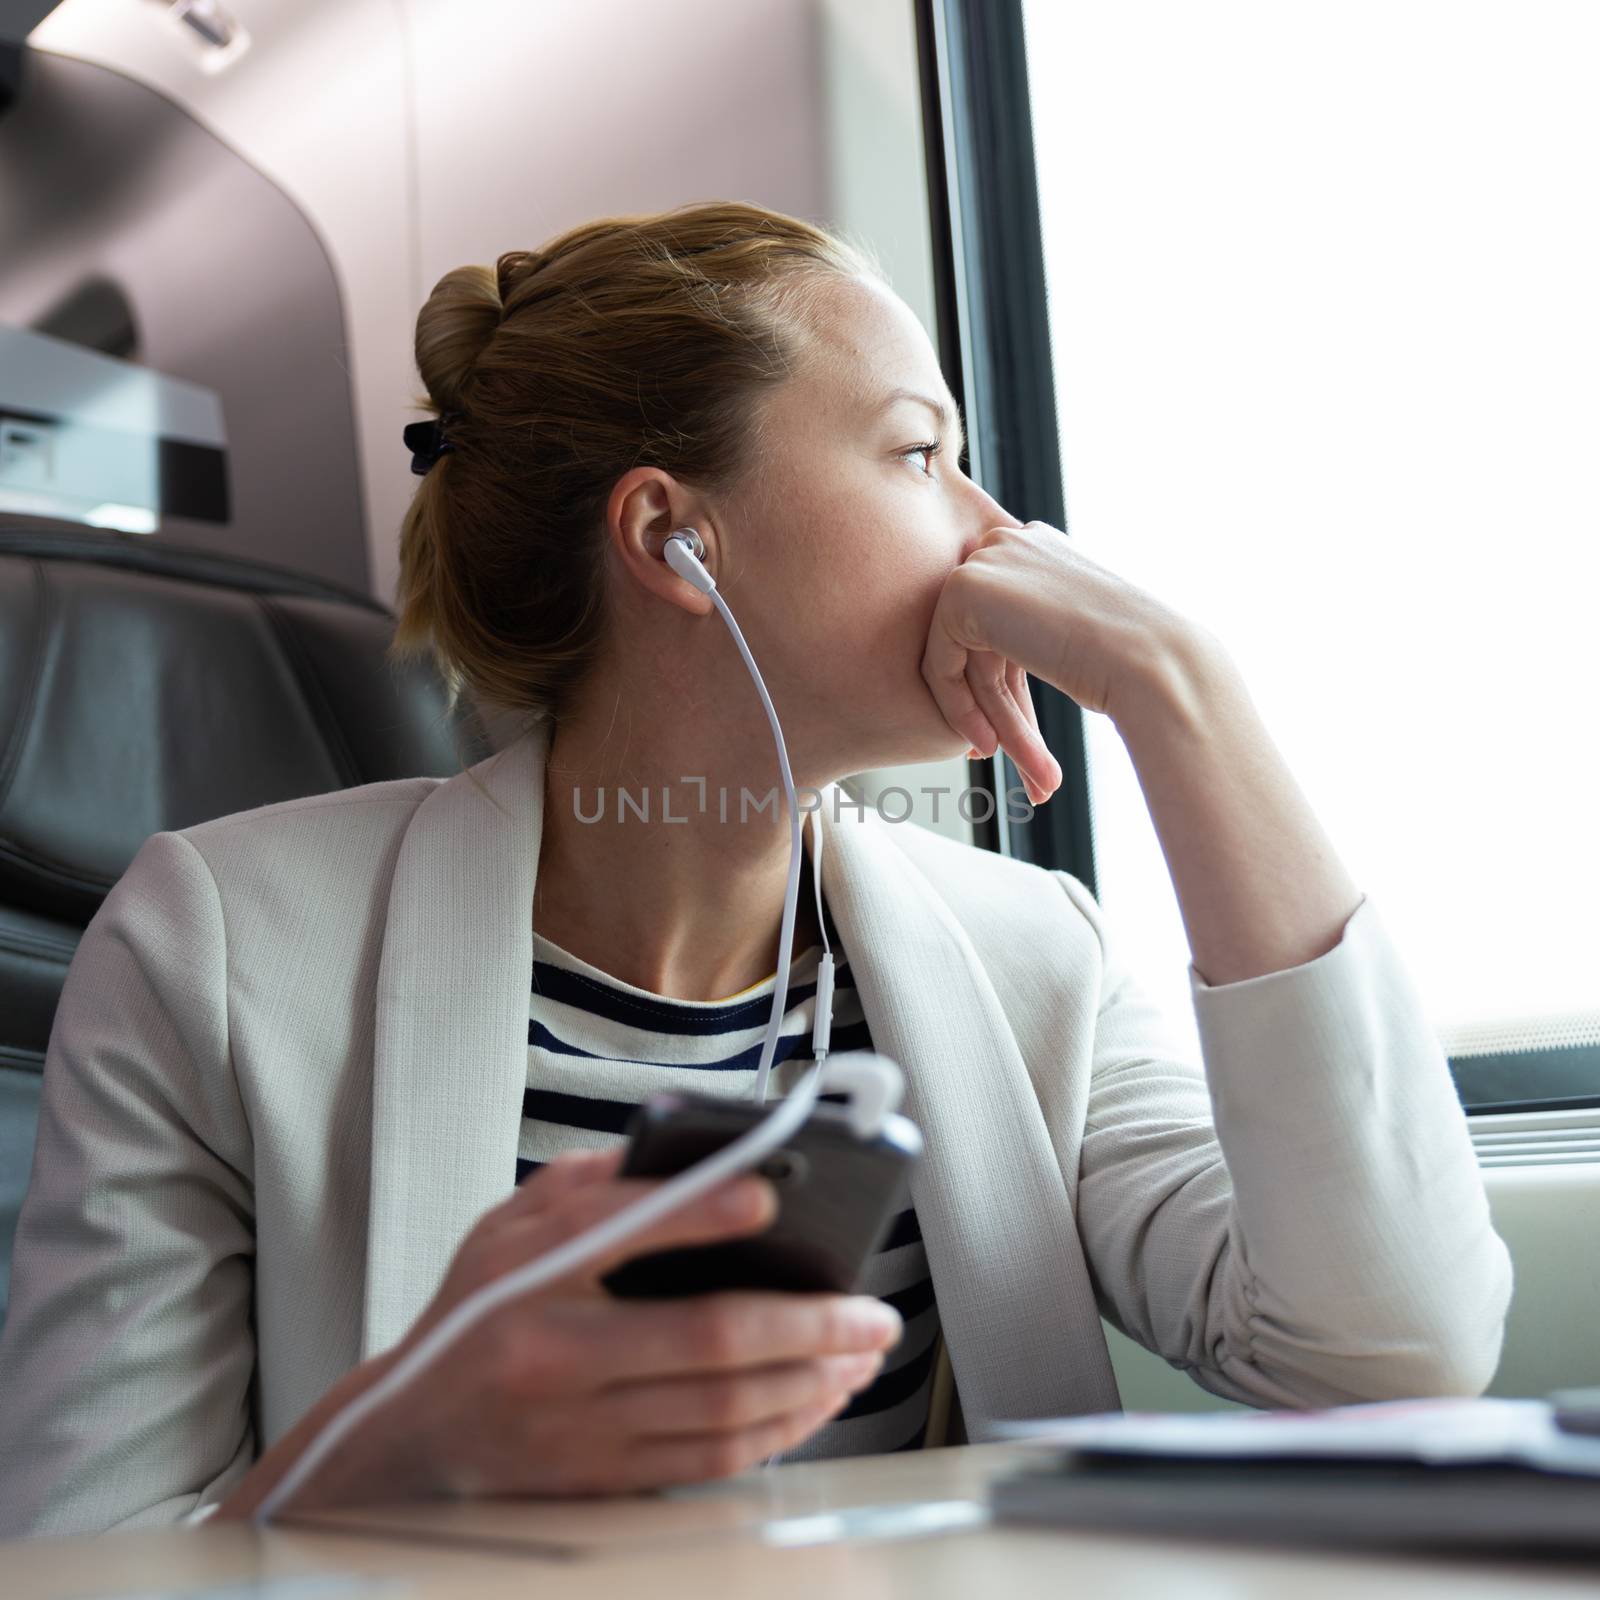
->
[388,199,882,794]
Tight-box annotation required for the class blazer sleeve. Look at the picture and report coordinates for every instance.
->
[1055,872,1514,1409]
[0,831,257,1537]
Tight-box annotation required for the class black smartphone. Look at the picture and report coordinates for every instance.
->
[602,1091,923,1299]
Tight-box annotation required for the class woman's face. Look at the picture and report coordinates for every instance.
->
[718,273,1023,777]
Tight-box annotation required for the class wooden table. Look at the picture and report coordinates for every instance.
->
[5,1442,1596,1598]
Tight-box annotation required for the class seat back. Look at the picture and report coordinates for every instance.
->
[0,523,491,1329]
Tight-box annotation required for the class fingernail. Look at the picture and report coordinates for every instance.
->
[716,1177,772,1223]
[836,1351,883,1389]
[850,1299,903,1348]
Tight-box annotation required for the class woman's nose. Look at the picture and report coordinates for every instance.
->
[963,475,1025,530]
[977,494,1026,533]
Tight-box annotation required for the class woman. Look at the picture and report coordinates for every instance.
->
[0,201,1511,1535]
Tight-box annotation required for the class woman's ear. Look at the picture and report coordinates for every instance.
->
[606,466,717,614]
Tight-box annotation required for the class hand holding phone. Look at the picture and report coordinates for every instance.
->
[603,1089,923,1299]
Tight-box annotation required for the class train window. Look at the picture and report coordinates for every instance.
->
[1017,0,1599,1110]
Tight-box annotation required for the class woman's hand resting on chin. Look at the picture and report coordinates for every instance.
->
[923,517,1365,988]
[923,520,1215,805]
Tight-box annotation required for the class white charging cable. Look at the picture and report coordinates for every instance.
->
[249,527,853,1524]
[252,1059,857,1523]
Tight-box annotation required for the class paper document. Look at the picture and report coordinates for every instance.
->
[993,1395,1600,1478]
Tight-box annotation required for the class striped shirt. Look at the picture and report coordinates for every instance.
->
[520,879,940,1459]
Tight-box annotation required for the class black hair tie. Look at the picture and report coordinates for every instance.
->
[404,410,462,475]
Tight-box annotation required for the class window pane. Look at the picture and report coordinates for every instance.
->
[1022,0,1600,1073]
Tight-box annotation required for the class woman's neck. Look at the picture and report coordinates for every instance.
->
[533,710,827,1002]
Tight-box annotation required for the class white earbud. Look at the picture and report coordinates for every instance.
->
[663,527,717,594]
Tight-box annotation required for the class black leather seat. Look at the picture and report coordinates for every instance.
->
[0,524,492,1332]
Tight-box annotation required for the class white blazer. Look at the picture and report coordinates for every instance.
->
[0,718,1512,1535]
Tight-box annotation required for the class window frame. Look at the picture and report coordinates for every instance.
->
[913,0,1096,895]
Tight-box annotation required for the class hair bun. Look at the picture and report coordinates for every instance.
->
[414,263,502,414]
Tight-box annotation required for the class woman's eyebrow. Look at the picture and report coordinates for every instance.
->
[877,387,967,459]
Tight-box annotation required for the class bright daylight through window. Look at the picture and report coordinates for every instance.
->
[1021,1,1599,1083]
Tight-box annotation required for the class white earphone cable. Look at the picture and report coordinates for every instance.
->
[700,583,801,1105]
[809,806,835,1068]
[249,529,817,1524]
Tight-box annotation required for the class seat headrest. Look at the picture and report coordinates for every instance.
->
[0,524,489,925]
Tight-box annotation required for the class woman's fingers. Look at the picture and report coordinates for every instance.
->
[922,576,1060,801]
[608,1396,853,1492]
[498,1171,780,1286]
[1001,659,1058,803]
[964,649,1060,802]
[595,1351,883,1436]
[921,600,1000,756]
[1006,659,1044,752]
[582,1289,902,1384]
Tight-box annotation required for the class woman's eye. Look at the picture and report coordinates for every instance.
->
[901,440,942,476]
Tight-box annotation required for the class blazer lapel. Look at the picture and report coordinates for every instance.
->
[362,720,551,1357]
[819,793,1121,1431]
